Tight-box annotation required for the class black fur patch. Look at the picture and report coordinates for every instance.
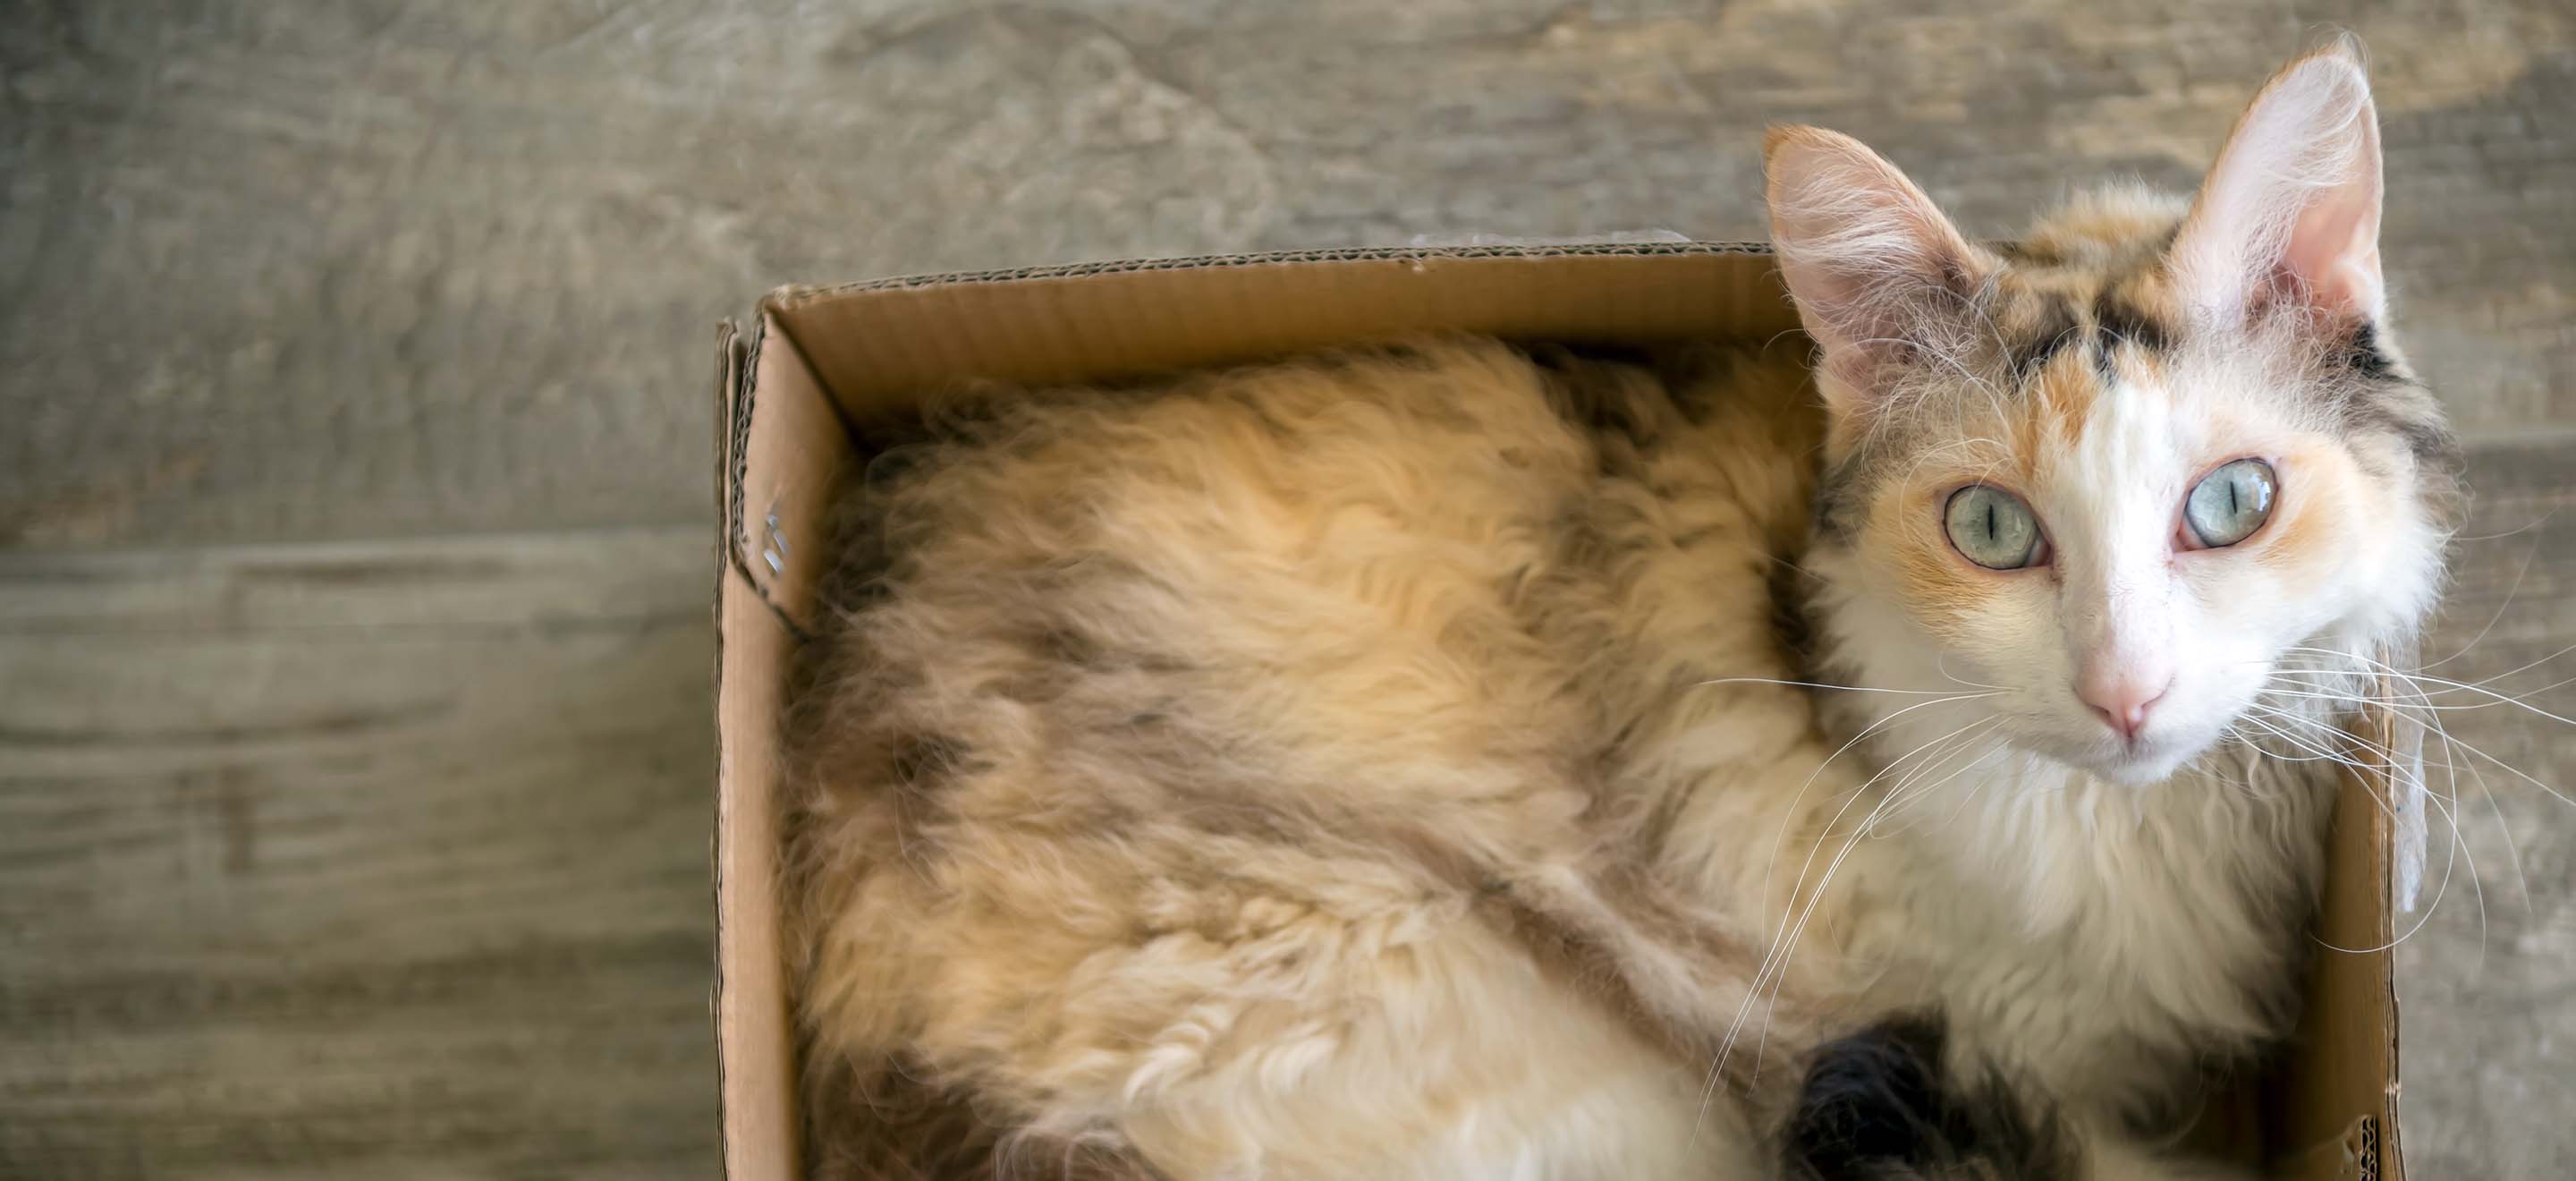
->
[2008,299,2084,378]
[1782,1015,2079,1181]
[2092,295,2174,360]
[1767,552,1818,666]
[1990,238,2065,268]
[887,732,965,786]
[1810,455,1868,544]
[2341,390,2455,470]
[2343,320,2398,380]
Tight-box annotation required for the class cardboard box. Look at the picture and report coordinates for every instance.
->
[711,244,2402,1180]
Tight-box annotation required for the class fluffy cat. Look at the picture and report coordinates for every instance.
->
[784,38,2454,1180]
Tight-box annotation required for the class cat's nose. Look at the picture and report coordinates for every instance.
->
[2078,670,2171,743]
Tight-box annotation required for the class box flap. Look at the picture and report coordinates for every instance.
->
[724,315,858,633]
[714,319,813,1181]
[2274,724,2405,1180]
[761,243,1793,429]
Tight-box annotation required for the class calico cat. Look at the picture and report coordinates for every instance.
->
[784,38,2454,1179]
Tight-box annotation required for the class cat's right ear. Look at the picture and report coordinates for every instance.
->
[1766,126,1992,421]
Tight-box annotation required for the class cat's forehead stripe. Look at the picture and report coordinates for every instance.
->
[1999,290,2084,378]
[1992,279,2180,392]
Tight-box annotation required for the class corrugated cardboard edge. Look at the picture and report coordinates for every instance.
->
[710,318,741,1176]
[2351,693,2406,1181]
[2277,701,2408,1181]
[757,242,1792,434]
[2284,1116,2385,1181]
[716,303,864,1181]
[722,316,758,602]
[714,314,802,1181]
[2359,692,2408,1181]
[713,318,741,1177]
[2378,691,2411,1181]
[763,241,1775,305]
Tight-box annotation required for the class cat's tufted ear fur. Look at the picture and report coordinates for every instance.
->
[2169,36,2385,329]
[1765,127,1996,425]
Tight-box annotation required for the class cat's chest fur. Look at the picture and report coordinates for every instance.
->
[1827,707,2341,1117]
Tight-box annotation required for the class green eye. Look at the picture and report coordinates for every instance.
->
[1944,485,2045,570]
[2184,458,2276,548]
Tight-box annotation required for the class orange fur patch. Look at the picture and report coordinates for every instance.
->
[2250,443,2362,574]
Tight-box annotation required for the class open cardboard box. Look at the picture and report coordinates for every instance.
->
[711,244,2403,1180]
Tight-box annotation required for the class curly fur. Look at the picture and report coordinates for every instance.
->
[788,338,1837,1177]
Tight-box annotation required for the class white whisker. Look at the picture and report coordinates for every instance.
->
[2275,646,2576,728]
[2233,707,2481,954]
[1701,711,1998,1118]
[2419,540,2542,672]
[1698,677,2008,698]
[1756,692,2001,905]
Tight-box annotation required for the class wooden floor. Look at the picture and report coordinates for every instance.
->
[4,3,2571,1177]
[1,531,717,1178]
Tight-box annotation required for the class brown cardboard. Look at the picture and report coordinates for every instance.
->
[716,310,859,1181]
[764,244,1795,436]
[2272,697,2408,1181]
[711,245,2402,1180]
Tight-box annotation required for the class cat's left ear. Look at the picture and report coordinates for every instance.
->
[2170,37,2385,328]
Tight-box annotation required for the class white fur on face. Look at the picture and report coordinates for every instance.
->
[2049,384,2366,780]
[1823,333,2447,789]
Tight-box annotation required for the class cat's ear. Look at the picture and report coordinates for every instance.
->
[2169,38,2384,328]
[1766,126,1991,419]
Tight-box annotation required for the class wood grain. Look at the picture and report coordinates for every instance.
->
[2391,438,2576,1181]
[3,1,2570,543]
[0,527,719,1179]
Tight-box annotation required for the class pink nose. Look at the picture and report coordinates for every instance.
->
[2080,675,2170,743]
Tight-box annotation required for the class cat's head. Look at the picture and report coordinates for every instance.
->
[1769,38,2458,786]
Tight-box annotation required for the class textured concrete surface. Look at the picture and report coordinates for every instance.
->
[0,1,2569,1177]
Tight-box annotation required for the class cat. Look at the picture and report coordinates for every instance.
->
[784,37,2454,1180]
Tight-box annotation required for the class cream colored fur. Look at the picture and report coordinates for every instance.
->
[791,340,1849,1177]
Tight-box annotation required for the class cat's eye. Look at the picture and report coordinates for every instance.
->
[1944,485,2046,570]
[2182,458,2277,548]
